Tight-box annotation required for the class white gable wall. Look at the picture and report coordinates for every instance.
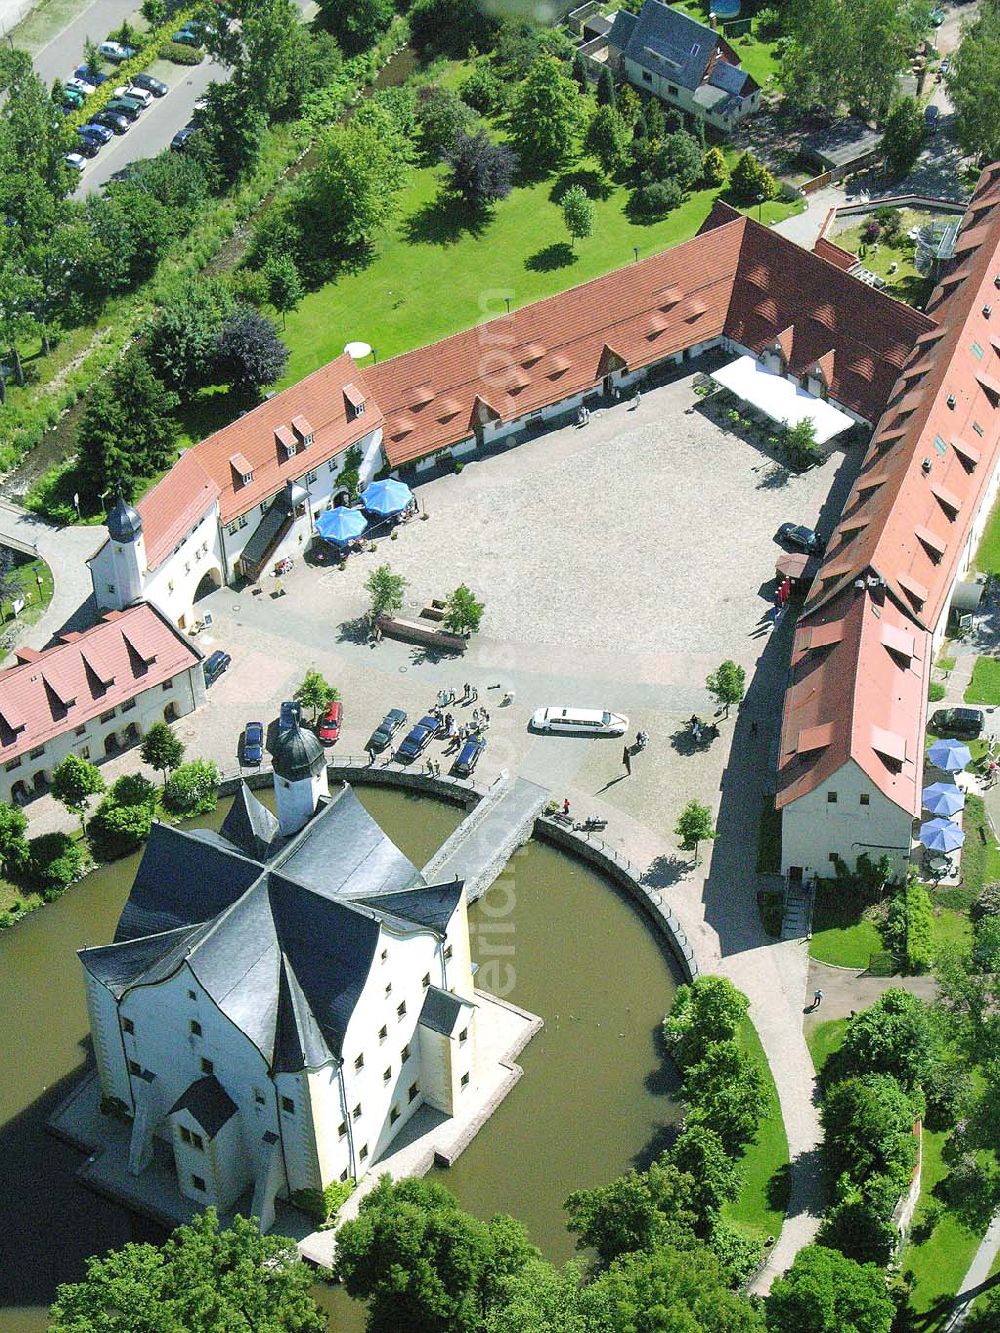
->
[780,756,914,880]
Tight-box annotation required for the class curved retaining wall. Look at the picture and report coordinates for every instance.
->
[534,816,700,982]
[219,768,698,982]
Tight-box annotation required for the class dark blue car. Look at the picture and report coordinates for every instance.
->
[242,721,264,765]
[367,708,407,754]
[74,65,108,85]
[396,714,439,763]
[452,734,486,777]
[279,700,301,735]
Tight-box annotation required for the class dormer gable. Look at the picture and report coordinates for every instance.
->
[343,383,367,420]
[229,452,254,487]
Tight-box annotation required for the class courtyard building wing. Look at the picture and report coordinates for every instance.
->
[169,1075,239,1137]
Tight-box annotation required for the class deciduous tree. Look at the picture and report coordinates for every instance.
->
[821,1073,920,1190]
[444,583,485,636]
[675,799,716,864]
[51,754,105,837]
[215,306,289,397]
[664,976,750,1068]
[365,563,408,619]
[946,5,1000,163]
[0,801,30,877]
[506,56,585,175]
[294,668,339,721]
[443,130,518,209]
[705,659,746,717]
[144,278,235,395]
[561,184,594,250]
[881,96,925,178]
[140,721,185,786]
[765,1244,894,1333]
[586,105,631,176]
[263,253,304,328]
[317,0,393,56]
[828,988,938,1091]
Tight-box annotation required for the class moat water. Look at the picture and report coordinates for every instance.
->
[0,787,682,1331]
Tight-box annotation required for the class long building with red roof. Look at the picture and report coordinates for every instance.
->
[777,164,1000,881]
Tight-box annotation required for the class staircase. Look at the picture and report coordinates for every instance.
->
[239,499,294,582]
[781,876,814,941]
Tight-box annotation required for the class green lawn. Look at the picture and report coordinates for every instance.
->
[903,1129,985,1324]
[966,656,1000,705]
[975,493,1000,573]
[830,214,935,308]
[756,799,781,874]
[809,882,884,969]
[277,155,803,390]
[961,795,1000,894]
[724,1016,790,1243]
[805,1017,847,1074]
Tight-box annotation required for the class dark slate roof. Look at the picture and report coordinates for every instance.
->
[419,985,473,1037]
[277,784,425,902]
[114,823,264,943]
[615,0,717,90]
[267,873,381,1060]
[107,494,142,543]
[271,722,325,782]
[356,880,464,934]
[169,1075,239,1137]
[607,7,638,50]
[273,955,334,1073]
[708,59,748,95]
[219,783,282,860]
[79,923,207,997]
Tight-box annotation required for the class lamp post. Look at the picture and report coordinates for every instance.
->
[504,297,511,314]
[633,245,640,263]
[757,192,765,223]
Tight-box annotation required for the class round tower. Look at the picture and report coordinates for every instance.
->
[272,723,328,836]
[106,495,147,607]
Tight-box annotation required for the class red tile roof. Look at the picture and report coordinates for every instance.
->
[813,236,858,273]
[0,604,202,763]
[776,583,930,814]
[137,450,219,573]
[778,163,1000,813]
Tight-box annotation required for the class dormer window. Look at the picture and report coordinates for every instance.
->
[343,383,366,420]
[275,424,297,459]
[229,452,254,486]
[291,414,314,448]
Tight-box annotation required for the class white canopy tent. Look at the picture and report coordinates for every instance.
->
[709,355,854,445]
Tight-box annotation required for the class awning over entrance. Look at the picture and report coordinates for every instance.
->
[710,355,854,445]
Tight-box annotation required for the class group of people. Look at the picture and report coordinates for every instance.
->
[437,684,479,707]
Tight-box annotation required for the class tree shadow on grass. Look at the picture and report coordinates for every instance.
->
[767,1161,792,1213]
[402,192,490,247]
[549,168,613,204]
[525,241,576,272]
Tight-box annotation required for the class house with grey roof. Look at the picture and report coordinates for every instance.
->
[78,731,481,1232]
[606,0,760,131]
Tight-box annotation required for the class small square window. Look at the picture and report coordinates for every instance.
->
[340,1168,350,1182]
[190,1019,202,1037]
[29,746,44,760]
[354,1053,364,1071]
[459,1027,468,1045]
[191,1174,206,1192]
[444,945,453,961]
[859,793,870,806]
[281,1096,295,1115]
[973,421,985,437]
[378,1025,387,1043]
[397,1001,407,1019]
[74,725,86,736]
[188,989,197,1001]
[128,1059,141,1076]
[122,1017,135,1035]
[408,1082,419,1103]
[422,973,431,989]
[381,948,389,962]
[338,1120,347,1138]
[401,1044,411,1063]
[826,791,838,804]
[191,1132,204,1152]
[828,852,838,862]
[460,1072,470,1088]
[254,1089,266,1106]
[180,1125,192,1144]
[385,982,392,997]
[353,1103,362,1120]
[359,1143,369,1161]
[383,1066,392,1084]
[161,678,174,692]
[201,1057,214,1075]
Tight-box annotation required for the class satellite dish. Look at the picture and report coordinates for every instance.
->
[344,341,373,361]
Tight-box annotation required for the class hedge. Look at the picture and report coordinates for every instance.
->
[160,41,204,65]
[65,5,201,133]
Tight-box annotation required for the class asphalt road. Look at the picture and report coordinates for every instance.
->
[74,55,225,195]
[28,0,138,85]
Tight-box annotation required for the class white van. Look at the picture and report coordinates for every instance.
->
[529,707,628,736]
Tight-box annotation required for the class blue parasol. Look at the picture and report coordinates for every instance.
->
[927,737,972,773]
[316,507,367,544]
[918,817,965,853]
[360,478,414,517]
[921,782,965,818]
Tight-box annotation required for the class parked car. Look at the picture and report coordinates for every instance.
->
[131,72,169,97]
[105,97,142,121]
[203,649,231,686]
[776,522,824,554]
[939,57,950,76]
[61,86,85,108]
[929,707,984,739]
[73,132,100,157]
[529,707,629,736]
[90,109,130,134]
[99,39,138,61]
[170,125,198,151]
[367,708,407,754]
[925,105,940,130]
[396,714,439,763]
[171,26,203,46]
[74,65,107,85]
[64,152,87,173]
[929,6,945,23]
[278,699,301,735]
[317,700,343,745]
[242,721,264,765]
[114,83,152,107]
[66,77,96,96]
[79,122,112,145]
[111,93,146,115]
[452,734,486,777]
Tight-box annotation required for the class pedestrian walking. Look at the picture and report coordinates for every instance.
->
[462,682,470,700]
[482,709,490,724]
[563,797,571,816]
[813,988,824,1009]
[470,685,478,702]
[473,707,481,724]
[366,745,376,765]
[622,744,631,776]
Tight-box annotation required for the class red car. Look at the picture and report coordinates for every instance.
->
[317,700,342,744]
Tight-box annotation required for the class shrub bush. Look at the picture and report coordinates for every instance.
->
[160,40,204,64]
[883,879,934,972]
[862,219,881,243]
[632,179,684,216]
[928,681,946,702]
[971,881,1000,923]
[88,784,155,860]
[460,61,503,114]
[162,759,220,816]
[25,832,86,896]
[754,6,781,37]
